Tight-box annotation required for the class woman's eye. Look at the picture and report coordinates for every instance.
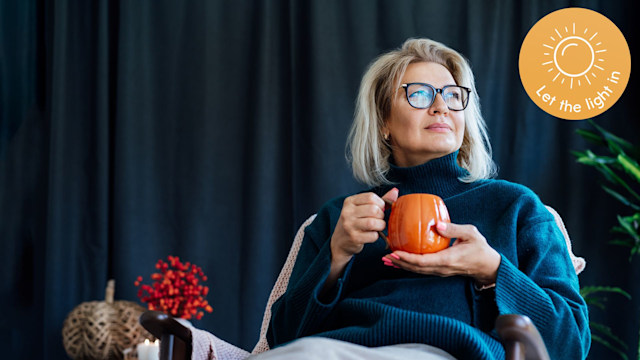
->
[444,92,460,100]
[410,90,429,98]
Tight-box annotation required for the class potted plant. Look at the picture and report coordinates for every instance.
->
[573,120,640,359]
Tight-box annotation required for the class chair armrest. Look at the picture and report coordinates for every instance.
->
[496,314,550,360]
[140,311,192,360]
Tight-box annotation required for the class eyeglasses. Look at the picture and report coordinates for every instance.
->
[401,83,471,111]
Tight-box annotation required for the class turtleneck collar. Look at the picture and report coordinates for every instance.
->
[384,151,476,199]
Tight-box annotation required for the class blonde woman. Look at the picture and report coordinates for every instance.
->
[261,38,590,359]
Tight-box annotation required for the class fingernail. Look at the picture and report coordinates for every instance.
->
[390,253,400,260]
[383,261,394,267]
[437,222,447,231]
[392,264,400,269]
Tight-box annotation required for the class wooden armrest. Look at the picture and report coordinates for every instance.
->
[140,311,192,360]
[496,314,550,360]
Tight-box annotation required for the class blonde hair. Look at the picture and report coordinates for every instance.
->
[347,38,496,186]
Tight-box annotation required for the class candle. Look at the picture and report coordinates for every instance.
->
[137,339,160,360]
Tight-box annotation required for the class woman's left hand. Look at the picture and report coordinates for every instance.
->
[383,222,501,286]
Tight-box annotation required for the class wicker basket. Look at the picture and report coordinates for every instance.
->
[62,280,154,360]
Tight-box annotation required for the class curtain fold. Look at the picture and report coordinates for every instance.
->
[1,1,637,359]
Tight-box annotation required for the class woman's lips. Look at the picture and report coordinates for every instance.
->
[425,123,452,132]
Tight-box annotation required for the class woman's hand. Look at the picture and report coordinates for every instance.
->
[382,222,501,286]
[331,188,399,263]
[321,188,399,296]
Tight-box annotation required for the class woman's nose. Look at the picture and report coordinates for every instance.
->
[428,93,449,115]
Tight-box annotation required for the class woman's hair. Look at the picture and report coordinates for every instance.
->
[347,38,496,186]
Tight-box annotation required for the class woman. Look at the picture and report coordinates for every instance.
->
[263,38,590,359]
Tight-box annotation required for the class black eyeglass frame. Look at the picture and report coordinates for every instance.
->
[400,83,472,111]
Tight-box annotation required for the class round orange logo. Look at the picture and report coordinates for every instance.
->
[519,8,631,120]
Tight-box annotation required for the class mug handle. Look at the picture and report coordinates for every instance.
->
[378,198,395,248]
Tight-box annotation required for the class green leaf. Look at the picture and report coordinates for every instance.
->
[611,226,628,234]
[608,140,626,157]
[618,215,640,243]
[590,120,635,154]
[576,128,606,146]
[591,333,629,360]
[592,155,620,165]
[580,286,631,300]
[590,322,628,350]
[619,214,640,227]
[602,186,640,211]
[586,299,606,310]
[609,239,633,247]
[576,157,600,167]
[618,154,640,184]
[597,163,640,202]
[571,150,587,158]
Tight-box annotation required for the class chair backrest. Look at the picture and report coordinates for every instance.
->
[251,207,585,354]
[252,214,317,354]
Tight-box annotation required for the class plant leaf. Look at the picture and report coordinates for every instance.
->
[571,150,587,158]
[590,120,635,154]
[591,333,629,360]
[609,239,633,247]
[576,128,606,146]
[593,155,621,165]
[597,163,640,202]
[580,285,631,300]
[618,154,640,184]
[585,299,606,310]
[590,322,628,350]
[602,186,640,211]
[618,215,640,243]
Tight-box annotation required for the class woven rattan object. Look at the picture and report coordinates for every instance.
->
[62,280,154,360]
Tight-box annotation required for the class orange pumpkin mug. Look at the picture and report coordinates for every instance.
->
[382,193,451,254]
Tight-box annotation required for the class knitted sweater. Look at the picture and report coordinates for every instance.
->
[267,152,590,359]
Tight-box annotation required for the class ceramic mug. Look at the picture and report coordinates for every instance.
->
[381,193,451,254]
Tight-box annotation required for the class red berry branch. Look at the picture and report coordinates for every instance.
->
[135,255,213,320]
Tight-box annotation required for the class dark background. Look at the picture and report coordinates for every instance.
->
[1,0,638,359]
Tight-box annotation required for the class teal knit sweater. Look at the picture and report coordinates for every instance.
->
[267,152,590,359]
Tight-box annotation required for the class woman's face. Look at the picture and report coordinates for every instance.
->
[384,61,465,167]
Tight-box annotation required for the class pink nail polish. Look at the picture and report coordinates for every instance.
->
[390,253,400,260]
[383,261,394,267]
[437,222,446,231]
[392,265,400,269]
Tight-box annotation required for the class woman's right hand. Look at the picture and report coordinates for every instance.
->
[330,188,399,263]
[321,188,399,297]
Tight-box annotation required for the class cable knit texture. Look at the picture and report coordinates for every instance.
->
[267,152,590,359]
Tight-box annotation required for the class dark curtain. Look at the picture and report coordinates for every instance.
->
[1,0,638,359]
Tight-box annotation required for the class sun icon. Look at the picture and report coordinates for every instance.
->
[520,7,630,120]
[541,23,607,89]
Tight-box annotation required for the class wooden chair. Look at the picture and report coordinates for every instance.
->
[141,206,585,360]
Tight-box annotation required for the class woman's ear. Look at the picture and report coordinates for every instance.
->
[382,127,390,141]
[381,120,391,141]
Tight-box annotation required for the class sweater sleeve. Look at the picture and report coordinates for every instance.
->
[494,213,591,359]
[266,201,354,347]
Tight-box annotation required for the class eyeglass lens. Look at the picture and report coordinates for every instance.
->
[406,84,468,110]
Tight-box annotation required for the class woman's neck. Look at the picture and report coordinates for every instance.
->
[385,151,475,199]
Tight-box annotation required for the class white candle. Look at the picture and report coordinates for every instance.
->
[137,339,160,360]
